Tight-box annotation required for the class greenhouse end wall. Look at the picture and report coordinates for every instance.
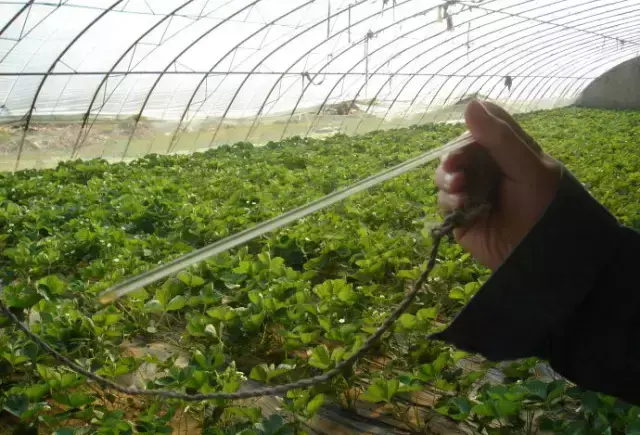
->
[575,56,640,110]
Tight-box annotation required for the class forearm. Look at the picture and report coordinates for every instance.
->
[432,165,640,404]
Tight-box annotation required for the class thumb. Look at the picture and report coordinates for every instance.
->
[464,100,544,182]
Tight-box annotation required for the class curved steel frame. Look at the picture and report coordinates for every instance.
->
[172,0,406,149]
[14,0,126,171]
[202,0,395,149]
[119,0,263,160]
[521,42,640,113]
[418,2,640,119]
[239,0,444,142]
[429,5,640,124]
[0,0,34,38]
[428,20,640,119]
[73,1,241,157]
[329,0,571,135]
[0,0,62,66]
[67,0,199,158]
[3,0,639,170]
[471,7,640,117]
[270,0,501,141]
[351,0,637,133]
[368,0,634,132]
[517,17,640,109]
[164,0,315,154]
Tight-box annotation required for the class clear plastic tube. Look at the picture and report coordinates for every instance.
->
[98,131,475,304]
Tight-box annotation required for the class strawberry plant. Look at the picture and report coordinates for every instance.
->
[0,107,638,433]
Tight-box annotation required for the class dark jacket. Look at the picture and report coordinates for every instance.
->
[432,166,640,406]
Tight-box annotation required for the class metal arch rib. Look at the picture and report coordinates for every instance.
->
[245,0,452,144]
[312,0,629,135]
[517,33,640,114]
[325,0,528,136]
[443,25,640,122]
[202,0,377,149]
[1,2,73,66]
[355,0,577,132]
[512,45,639,114]
[245,0,412,140]
[68,0,199,160]
[0,0,35,38]
[408,0,639,125]
[407,0,638,126]
[502,5,640,110]
[464,9,640,118]
[242,0,432,144]
[119,0,262,161]
[165,0,315,155]
[548,46,640,108]
[74,1,231,158]
[272,0,486,142]
[458,0,640,49]
[0,0,44,111]
[376,0,603,130]
[412,0,636,122]
[553,47,640,107]
[166,1,315,153]
[298,0,511,139]
[434,6,640,123]
[474,2,640,112]
[13,0,126,172]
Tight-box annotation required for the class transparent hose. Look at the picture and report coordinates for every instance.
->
[98,131,475,304]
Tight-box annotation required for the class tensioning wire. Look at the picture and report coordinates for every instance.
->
[98,131,475,305]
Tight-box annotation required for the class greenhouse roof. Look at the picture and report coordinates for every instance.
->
[0,0,639,169]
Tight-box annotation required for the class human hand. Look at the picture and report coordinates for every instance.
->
[435,100,562,270]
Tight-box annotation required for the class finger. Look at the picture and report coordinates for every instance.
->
[438,191,466,214]
[435,167,466,193]
[440,141,487,173]
[441,148,470,173]
[481,102,543,155]
[464,100,544,182]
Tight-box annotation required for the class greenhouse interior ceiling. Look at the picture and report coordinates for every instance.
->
[1,0,639,171]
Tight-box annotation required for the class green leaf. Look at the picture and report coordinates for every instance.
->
[4,394,29,417]
[309,345,331,370]
[399,313,416,329]
[177,271,205,287]
[363,379,399,403]
[193,350,207,368]
[494,398,519,417]
[250,364,269,383]
[446,397,472,421]
[524,379,548,400]
[53,392,94,408]
[144,299,164,313]
[337,285,356,305]
[627,421,640,435]
[452,350,468,363]
[166,295,187,311]
[248,291,263,306]
[306,394,325,415]
[24,384,49,401]
[472,402,494,417]
[155,286,170,307]
[546,380,567,403]
[36,275,66,295]
[416,307,437,321]
[449,287,466,300]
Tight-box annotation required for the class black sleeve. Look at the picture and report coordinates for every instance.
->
[431,165,640,406]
